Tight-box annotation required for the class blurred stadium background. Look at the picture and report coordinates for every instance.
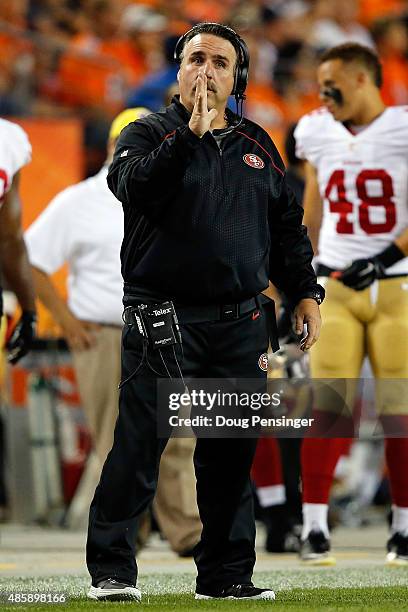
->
[1,0,408,608]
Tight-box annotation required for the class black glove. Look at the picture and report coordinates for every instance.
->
[6,310,37,365]
[337,257,385,291]
[337,243,405,291]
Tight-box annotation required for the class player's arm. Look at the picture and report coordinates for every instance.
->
[0,172,35,312]
[0,172,36,363]
[394,227,408,256]
[31,266,99,351]
[302,161,322,255]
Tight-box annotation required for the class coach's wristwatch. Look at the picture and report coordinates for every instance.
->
[299,285,325,305]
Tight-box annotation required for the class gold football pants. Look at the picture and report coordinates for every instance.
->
[311,276,408,419]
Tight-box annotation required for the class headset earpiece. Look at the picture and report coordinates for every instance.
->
[232,36,249,100]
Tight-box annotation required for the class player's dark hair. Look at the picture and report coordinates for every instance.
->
[319,43,383,88]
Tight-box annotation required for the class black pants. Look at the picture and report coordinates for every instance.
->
[86,302,269,592]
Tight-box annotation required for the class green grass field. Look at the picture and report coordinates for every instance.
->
[1,570,408,611]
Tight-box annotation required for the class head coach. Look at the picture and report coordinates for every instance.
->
[86,22,325,602]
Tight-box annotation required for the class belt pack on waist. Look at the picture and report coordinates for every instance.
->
[122,295,279,352]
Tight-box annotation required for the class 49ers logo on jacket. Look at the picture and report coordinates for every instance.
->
[258,353,269,372]
[243,153,265,169]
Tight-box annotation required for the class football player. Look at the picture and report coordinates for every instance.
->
[0,118,36,518]
[295,43,408,566]
[0,118,36,364]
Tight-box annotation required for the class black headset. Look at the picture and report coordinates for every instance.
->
[173,23,250,101]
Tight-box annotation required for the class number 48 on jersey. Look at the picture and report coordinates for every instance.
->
[325,168,396,235]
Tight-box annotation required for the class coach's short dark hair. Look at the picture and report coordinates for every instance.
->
[177,23,239,65]
[319,43,383,88]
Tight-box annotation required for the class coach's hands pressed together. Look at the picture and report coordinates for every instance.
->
[189,70,219,138]
[294,298,321,351]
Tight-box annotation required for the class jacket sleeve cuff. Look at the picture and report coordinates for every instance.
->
[180,125,202,148]
[294,284,325,305]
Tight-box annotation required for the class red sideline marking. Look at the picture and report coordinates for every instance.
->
[236,132,284,176]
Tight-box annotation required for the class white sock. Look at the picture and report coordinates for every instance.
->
[257,485,286,508]
[302,503,329,540]
[392,506,408,536]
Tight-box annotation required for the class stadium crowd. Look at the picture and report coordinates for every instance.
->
[1,0,408,173]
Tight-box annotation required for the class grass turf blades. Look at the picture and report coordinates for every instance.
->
[1,571,408,611]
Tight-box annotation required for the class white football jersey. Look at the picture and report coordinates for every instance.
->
[0,118,31,205]
[295,106,408,275]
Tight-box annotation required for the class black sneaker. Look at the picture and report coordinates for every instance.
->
[195,583,275,600]
[386,532,408,566]
[88,578,141,601]
[300,530,336,566]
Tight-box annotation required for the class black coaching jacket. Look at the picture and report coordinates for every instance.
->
[107,96,319,305]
